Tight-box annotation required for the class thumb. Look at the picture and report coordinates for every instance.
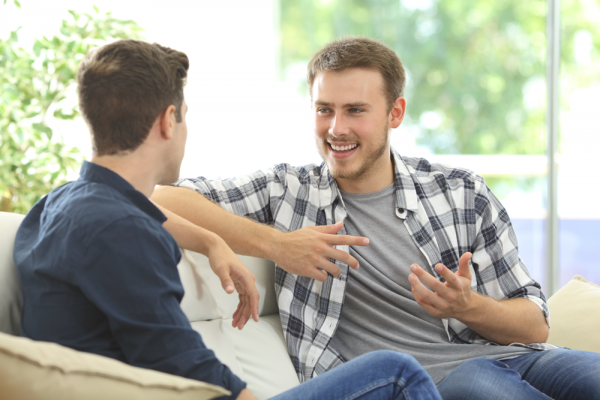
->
[457,252,472,280]
[214,267,235,294]
[308,221,344,234]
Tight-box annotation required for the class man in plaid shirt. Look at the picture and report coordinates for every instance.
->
[153,37,600,399]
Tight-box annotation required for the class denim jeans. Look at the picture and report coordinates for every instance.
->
[437,348,600,400]
[270,350,442,400]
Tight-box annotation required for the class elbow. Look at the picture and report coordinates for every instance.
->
[536,320,550,344]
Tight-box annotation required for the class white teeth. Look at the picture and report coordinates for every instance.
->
[331,144,357,151]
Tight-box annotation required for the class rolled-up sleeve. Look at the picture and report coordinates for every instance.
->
[471,178,550,327]
[174,169,284,225]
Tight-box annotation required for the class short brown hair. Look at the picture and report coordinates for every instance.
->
[307,36,406,110]
[77,40,189,156]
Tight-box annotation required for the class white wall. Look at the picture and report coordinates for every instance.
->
[0,0,320,181]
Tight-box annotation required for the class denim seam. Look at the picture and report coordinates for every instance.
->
[344,376,408,400]
[503,363,554,399]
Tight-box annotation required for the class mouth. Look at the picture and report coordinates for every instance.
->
[328,142,359,159]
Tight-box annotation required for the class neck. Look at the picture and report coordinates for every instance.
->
[90,153,158,198]
[335,154,395,194]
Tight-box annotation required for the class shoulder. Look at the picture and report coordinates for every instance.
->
[272,162,328,184]
[401,155,482,182]
[45,180,159,244]
[176,162,328,192]
[400,155,486,192]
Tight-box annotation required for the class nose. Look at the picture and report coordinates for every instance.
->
[329,114,350,137]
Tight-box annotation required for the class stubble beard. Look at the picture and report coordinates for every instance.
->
[317,124,390,182]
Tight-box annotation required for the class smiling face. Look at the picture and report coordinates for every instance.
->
[312,68,405,193]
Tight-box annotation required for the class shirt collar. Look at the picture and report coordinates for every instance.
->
[78,161,167,223]
[317,147,419,214]
[391,148,419,214]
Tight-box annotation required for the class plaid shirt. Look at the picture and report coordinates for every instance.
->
[175,148,556,383]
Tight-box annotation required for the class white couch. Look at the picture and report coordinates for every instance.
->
[0,211,299,399]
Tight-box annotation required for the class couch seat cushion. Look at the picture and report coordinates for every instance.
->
[192,314,300,399]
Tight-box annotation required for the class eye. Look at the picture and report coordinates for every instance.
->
[349,108,363,114]
[317,107,331,114]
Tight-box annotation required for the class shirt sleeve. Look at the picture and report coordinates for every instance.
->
[74,217,245,399]
[470,178,551,326]
[173,169,284,225]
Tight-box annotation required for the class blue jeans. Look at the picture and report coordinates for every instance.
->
[437,349,600,400]
[270,350,442,400]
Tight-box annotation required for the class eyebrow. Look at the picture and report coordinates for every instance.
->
[314,101,370,108]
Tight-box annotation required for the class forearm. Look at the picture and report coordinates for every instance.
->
[152,199,221,255]
[151,185,279,259]
[458,294,549,345]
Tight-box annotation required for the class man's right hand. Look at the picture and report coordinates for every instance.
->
[269,221,369,282]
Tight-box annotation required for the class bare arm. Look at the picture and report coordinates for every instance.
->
[151,185,370,282]
[410,253,549,345]
[151,200,259,329]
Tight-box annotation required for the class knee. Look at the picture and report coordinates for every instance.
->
[368,350,420,368]
[366,350,427,380]
[437,358,509,400]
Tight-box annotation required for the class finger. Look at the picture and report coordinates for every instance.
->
[412,287,440,316]
[307,268,329,282]
[234,271,261,321]
[457,252,473,280]
[315,258,342,277]
[325,234,370,248]
[234,295,249,330]
[410,264,447,294]
[232,297,243,328]
[213,265,235,294]
[307,221,344,235]
[325,247,360,270]
[240,296,252,329]
[250,291,259,322]
[434,263,461,289]
[408,273,446,309]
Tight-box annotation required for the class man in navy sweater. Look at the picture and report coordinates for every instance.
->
[14,39,442,400]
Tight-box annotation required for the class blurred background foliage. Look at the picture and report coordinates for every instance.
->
[280,0,600,172]
[0,3,143,213]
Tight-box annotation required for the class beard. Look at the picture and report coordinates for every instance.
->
[316,123,390,181]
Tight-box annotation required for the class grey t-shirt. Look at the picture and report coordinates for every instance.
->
[329,183,534,384]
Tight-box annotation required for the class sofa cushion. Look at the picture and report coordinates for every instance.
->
[546,275,600,353]
[192,314,300,399]
[0,331,229,400]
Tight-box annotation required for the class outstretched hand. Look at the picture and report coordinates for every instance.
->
[271,221,370,282]
[408,252,474,319]
[206,237,260,330]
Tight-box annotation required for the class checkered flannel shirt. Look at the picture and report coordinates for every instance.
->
[175,148,556,383]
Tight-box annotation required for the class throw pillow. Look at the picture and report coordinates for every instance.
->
[546,275,600,353]
[0,331,229,400]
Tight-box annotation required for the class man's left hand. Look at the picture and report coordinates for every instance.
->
[408,252,474,320]
[207,238,260,330]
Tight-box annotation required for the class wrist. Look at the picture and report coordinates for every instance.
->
[258,227,284,263]
[194,228,223,256]
[455,290,488,324]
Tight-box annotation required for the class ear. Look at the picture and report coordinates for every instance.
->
[159,105,177,141]
[389,97,406,129]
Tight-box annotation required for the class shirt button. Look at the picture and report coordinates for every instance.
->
[416,235,423,242]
